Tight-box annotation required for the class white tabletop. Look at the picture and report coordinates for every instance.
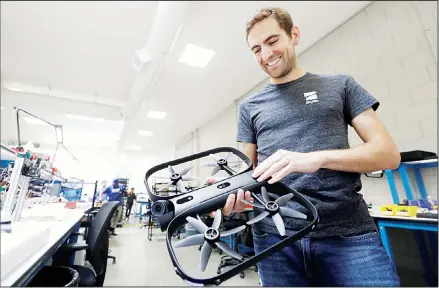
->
[370,212,438,223]
[1,203,92,287]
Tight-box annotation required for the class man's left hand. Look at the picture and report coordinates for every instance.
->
[251,149,325,184]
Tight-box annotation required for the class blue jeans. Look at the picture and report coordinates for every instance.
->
[253,229,400,286]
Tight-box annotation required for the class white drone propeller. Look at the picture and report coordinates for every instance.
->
[201,152,235,176]
[241,186,307,236]
[158,165,199,193]
[174,209,246,272]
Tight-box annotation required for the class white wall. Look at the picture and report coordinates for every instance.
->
[174,105,240,183]
[175,0,437,206]
[116,149,174,192]
[296,0,437,204]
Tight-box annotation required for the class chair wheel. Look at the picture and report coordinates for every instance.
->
[240,272,245,278]
[217,270,221,275]
[113,259,116,264]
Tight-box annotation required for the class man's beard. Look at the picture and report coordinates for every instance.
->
[271,57,296,79]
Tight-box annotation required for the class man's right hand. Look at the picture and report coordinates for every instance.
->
[206,177,253,216]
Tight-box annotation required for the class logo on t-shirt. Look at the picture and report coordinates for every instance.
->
[304,91,318,104]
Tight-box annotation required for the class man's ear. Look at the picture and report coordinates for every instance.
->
[291,26,300,45]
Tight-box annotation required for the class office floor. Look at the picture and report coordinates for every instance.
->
[104,216,261,286]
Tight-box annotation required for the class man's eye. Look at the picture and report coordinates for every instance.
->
[253,49,260,54]
[269,40,278,45]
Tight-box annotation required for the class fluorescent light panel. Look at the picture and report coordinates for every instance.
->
[147,110,167,120]
[137,130,153,137]
[178,43,215,68]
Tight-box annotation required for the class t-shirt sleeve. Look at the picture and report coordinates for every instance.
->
[236,102,256,144]
[343,75,380,125]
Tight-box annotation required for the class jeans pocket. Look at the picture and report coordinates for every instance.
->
[252,228,271,240]
[339,231,379,241]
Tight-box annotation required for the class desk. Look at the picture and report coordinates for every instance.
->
[372,214,438,286]
[1,203,92,287]
[385,159,437,203]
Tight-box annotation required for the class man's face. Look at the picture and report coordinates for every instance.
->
[247,17,299,80]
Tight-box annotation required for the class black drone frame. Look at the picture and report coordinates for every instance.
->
[144,147,319,286]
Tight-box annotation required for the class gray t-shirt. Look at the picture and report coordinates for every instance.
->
[237,72,379,238]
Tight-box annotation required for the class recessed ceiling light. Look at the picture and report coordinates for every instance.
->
[178,43,215,68]
[22,117,48,125]
[126,145,142,150]
[1,107,4,110]
[137,130,154,137]
[147,110,167,120]
[65,114,106,122]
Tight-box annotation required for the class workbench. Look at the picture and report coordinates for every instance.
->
[380,158,438,286]
[1,203,93,287]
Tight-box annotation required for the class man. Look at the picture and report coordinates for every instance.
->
[212,7,401,287]
[101,179,124,236]
[125,187,137,219]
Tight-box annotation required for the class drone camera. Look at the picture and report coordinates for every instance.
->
[152,200,173,216]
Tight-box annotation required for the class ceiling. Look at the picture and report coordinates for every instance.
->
[1,1,371,157]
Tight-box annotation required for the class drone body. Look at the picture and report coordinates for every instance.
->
[144,147,318,286]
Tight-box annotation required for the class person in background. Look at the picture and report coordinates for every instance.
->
[101,179,124,236]
[125,187,137,219]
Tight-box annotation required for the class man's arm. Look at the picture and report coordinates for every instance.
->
[253,109,401,184]
[319,108,400,172]
[238,142,258,172]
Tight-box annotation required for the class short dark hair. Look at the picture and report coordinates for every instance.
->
[246,7,294,40]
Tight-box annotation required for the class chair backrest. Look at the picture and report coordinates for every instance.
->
[85,201,118,278]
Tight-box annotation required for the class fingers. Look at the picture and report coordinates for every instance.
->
[244,191,252,201]
[223,189,254,216]
[223,194,236,216]
[268,164,292,184]
[252,150,284,179]
[256,158,289,182]
[234,189,245,212]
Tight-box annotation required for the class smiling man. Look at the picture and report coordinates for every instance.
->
[224,7,401,287]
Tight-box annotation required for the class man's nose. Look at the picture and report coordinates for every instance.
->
[261,48,273,62]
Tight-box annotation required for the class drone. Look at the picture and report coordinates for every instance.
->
[144,147,318,286]
[154,165,199,193]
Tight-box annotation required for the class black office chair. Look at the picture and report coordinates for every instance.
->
[53,201,119,287]
[81,206,117,264]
